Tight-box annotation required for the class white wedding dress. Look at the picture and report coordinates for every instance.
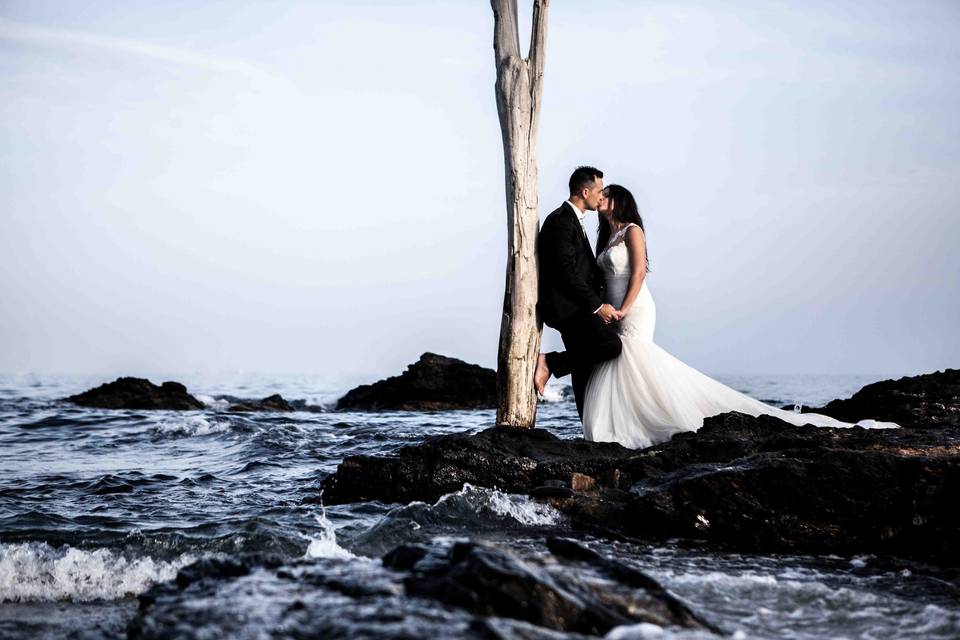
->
[582,223,899,449]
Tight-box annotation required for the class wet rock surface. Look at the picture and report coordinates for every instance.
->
[335,352,497,411]
[611,413,960,562]
[395,538,719,636]
[321,370,960,565]
[227,393,294,412]
[319,424,636,505]
[128,538,718,639]
[807,368,960,428]
[65,377,205,410]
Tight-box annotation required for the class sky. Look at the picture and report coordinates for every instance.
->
[1,0,958,384]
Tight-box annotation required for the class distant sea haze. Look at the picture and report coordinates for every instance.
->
[0,371,883,411]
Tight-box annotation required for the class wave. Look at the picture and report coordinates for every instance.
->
[0,542,196,602]
[605,622,731,639]
[446,483,564,526]
[349,483,565,556]
[197,394,330,413]
[303,509,358,561]
[540,383,573,404]
[195,394,231,410]
[152,415,232,437]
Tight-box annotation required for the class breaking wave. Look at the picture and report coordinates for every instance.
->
[447,483,563,526]
[152,415,232,437]
[347,483,565,556]
[0,542,196,602]
[539,382,573,403]
[303,509,358,560]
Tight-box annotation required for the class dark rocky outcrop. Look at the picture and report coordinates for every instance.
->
[392,538,719,636]
[66,377,205,411]
[319,370,960,565]
[336,352,496,411]
[227,393,294,412]
[129,539,718,639]
[612,413,960,562]
[318,425,636,505]
[807,368,960,428]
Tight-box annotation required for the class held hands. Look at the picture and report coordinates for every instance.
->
[597,304,623,325]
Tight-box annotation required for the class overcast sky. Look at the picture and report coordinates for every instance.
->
[1,0,958,383]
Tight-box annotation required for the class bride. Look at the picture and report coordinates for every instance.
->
[582,184,899,449]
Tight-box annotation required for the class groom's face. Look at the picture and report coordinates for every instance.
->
[584,177,604,212]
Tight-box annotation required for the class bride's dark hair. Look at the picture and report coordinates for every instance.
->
[596,184,650,270]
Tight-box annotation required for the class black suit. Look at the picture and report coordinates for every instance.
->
[538,202,622,419]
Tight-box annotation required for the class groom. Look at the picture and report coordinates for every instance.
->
[534,166,623,420]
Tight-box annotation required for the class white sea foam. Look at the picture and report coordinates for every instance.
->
[303,509,357,560]
[0,542,195,602]
[603,622,747,640]
[539,382,571,403]
[437,483,563,526]
[195,394,231,410]
[605,622,736,639]
[153,415,231,437]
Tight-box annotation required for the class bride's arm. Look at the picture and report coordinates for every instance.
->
[619,226,647,317]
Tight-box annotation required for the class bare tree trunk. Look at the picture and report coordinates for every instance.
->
[491,0,549,428]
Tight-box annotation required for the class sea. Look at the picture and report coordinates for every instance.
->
[1,372,958,639]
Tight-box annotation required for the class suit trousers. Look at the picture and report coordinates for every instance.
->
[545,311,622,420]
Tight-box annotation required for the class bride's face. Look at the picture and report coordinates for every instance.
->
[597,190,613,217]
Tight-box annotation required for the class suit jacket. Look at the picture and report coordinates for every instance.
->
[537,202,605,327]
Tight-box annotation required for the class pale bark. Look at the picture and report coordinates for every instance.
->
[492,0,549,428]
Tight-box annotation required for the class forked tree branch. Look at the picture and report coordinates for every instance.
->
[528,0,548,72]
[491,0,521,64]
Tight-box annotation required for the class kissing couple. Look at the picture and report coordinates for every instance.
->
[533,166,898,449]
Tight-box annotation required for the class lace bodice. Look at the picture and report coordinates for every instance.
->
[597,223,654,340]
[597,223,639,281]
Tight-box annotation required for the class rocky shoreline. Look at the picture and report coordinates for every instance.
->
[61,368,960,638]
[319,369,960,566]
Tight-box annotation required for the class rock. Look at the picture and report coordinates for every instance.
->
[570,472,597,493]
[317,425,636,505]
[318,408,960,564]
[612,412,960,562]
[66,377,205,411]
[544,537,713,629]
[335,352,496,411]
[227,393,294,412]
[807,368,960,428]
[130,553,413,639]
[391,539,719,636]
[530,485,575,499]
[129,540,718,639]
[382,544,430,571]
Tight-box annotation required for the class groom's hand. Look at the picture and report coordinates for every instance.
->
[596,304,619,324]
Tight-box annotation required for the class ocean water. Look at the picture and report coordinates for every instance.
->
[1,372,957,639]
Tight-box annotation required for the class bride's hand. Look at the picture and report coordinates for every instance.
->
[615,307,628,320]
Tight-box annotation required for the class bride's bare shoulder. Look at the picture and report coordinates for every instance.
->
[625,224,645,239]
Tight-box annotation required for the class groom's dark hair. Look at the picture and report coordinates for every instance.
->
[569,166,603,197]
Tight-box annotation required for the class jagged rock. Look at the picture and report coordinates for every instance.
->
[317,425,636,505]
[335,353,496,411]
[227,393,294,412]
[393,539,719,636]
[807,368,960,428]
[66,377,205,411]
